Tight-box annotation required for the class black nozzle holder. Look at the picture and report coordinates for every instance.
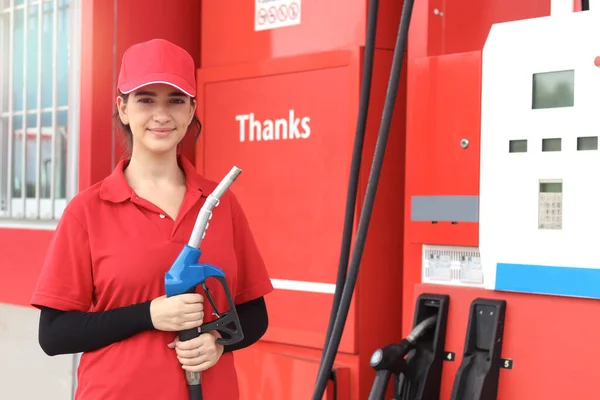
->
[449,298,507,400]
[368,325,433,400]
[368,293,449,400]
[397,293,450,400]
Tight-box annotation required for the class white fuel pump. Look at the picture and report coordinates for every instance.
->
[420,9,600,300]
[479,9,600,299]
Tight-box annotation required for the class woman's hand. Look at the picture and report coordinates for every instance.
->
[149,294,204,332]
[167,331,224,372]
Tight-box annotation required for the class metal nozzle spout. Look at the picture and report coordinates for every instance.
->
[212,166,242,200]
[187,165,243,249]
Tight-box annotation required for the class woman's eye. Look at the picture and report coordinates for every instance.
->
[136,98,185,105]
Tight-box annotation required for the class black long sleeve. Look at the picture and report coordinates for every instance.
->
[38,296,268,356]
[38,301,155,356]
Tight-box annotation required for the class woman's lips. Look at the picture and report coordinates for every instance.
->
[148,128,174,138]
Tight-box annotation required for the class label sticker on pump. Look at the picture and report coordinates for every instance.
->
[255,0,301,31]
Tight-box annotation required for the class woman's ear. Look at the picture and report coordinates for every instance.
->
[116,96,129,125]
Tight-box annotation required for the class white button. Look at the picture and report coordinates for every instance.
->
[159,214,165,219]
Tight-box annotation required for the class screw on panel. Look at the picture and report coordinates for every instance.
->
[461,138,469,149]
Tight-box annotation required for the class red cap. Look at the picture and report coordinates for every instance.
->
[117,38,196,97]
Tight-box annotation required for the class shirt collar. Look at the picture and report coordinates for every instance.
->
[99,155,205,203]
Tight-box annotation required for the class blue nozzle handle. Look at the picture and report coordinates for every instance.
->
[164,245,225,298]
[164,245,228,400]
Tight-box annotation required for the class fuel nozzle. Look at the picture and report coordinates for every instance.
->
[368,315,438,400]
[165,165,244,400]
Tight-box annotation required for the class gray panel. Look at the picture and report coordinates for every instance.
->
[411,196,479,222]
[0,303,77,400]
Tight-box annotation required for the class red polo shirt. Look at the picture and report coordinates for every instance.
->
[30,155,273,400]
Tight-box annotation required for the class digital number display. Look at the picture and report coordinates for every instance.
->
[532,70,574,109]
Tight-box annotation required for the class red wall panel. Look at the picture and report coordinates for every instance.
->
[0,229,53,306]
[0,0,201,307]
[79,0,116,191]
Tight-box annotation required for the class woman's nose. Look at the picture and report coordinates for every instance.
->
[153,106,171,123]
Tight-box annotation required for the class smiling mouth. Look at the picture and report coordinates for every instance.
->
[148,128,175,137]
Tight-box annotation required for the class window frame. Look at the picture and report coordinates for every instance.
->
[0,0,81,229]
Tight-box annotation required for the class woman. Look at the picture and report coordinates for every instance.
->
[30,38,273,400]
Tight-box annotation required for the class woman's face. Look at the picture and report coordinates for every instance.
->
[117,83,196,155]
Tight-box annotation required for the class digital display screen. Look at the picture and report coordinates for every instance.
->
[532,70,574,109]
[540,181,562,193]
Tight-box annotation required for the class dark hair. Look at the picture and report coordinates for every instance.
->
[112,90,202,154]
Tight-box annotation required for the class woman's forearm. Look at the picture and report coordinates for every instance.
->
[38,301,154,356]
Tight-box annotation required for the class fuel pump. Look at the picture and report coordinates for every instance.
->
[315,0,600,396]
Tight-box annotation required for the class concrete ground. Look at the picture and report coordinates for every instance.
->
[0,303,79,400]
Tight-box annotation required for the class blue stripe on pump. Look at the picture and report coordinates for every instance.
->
[495,262,600,299]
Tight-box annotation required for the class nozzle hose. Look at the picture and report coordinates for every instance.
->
[368,370,392,400]
[188,166,242,249]
[370,316,438,374]
[187,382,203,400]
[406,315,437,344]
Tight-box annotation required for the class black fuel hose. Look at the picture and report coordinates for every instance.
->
[318,0,379,380]
[180,287,204,400]
[311,0,416,397]
[370,370,392,400]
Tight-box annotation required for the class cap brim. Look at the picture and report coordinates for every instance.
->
[119,73,196,97]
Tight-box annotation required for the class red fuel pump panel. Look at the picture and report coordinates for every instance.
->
[200,0,404,67]
[194,47,407,400]
[196,50,360,353]
[403,0,554,316]
[406,51,482,248]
